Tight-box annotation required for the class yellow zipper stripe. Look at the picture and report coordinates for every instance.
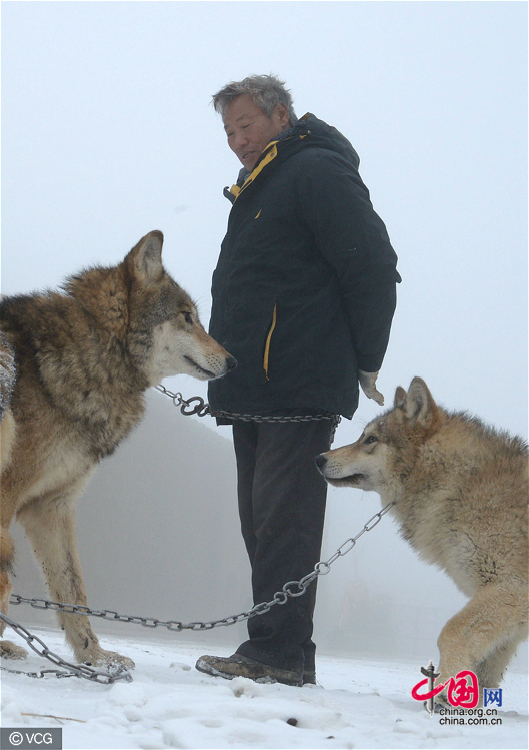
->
[227,130,307,201]
[230,143,279,201]
[263,303,277,382]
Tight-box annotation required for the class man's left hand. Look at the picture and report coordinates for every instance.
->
[359,370,384,406]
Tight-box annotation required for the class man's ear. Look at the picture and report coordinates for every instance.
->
[276,103,291,130]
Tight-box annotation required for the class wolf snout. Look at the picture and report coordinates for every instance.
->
[315,454,327,473]
[226,354,238,371]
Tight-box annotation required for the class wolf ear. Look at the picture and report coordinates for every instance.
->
[404,377,438,429]
[128,230,164,283]
[394,386,407,409]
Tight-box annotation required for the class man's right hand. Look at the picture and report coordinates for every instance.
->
[359,370,384,406]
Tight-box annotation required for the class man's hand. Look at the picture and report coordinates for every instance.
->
[359,370,384,406]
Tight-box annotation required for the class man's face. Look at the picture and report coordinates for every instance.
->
[223,94,291,171]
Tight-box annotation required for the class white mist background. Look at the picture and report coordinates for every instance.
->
[2,2,527,672]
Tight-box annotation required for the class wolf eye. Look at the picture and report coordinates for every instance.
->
[182,311,193,324]
[365,435,378,445]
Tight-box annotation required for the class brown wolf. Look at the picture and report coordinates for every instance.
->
[0,230,236,668]
[316,377,528,705]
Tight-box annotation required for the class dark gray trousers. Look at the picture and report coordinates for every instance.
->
[232,417,333,673]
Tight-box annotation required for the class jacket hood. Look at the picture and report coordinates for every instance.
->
[293,113,360,170]
[224,113,360,203]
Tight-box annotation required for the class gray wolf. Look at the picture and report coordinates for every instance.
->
[316,377,528,704]
[0,230,236,668]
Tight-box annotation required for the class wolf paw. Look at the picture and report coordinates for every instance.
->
[430,695,450,712]
[83,648,135,670]
[0,640,29,660]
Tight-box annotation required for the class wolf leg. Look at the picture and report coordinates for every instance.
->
[0,569,28,659]
[0,410,16,474]
[17,490,135,669]
[1,371,24,657]
[0,527,28,659]
[475,635,525,688]
[437,585,526,705]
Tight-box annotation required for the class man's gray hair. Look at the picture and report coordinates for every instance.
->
[212,74,298,125]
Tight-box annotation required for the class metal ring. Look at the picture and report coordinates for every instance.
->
[180,396,207,416]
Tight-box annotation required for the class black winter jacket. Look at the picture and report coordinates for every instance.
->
[208,113,401,419]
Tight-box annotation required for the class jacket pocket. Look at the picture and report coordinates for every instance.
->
[263,303,277,382]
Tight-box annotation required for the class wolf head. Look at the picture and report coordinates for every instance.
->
[64,230,237,387]
[315,377,442,498]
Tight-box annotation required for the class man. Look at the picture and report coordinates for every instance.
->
[196,75,400,687]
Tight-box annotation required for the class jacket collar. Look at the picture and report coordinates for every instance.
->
[223,113,356,204]
[224,141,280,203]
[223,116,313,203]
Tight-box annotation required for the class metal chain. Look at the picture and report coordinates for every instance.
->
[0,611,132,684]
[8,499,394,641]
[155,385,213,418]
[154,384,342,441]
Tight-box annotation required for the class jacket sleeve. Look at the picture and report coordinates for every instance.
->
[295,150,401,373]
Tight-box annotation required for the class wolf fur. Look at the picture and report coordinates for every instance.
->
[0,230,236,668]
[0,332,16,475]
[316,377,528,704]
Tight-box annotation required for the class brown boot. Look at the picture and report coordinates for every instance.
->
[195,653,303,687]
[303,669,317,685]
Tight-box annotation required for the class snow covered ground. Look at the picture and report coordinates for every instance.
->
[1,626,527,750]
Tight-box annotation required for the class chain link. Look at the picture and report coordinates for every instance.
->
[154,386,212,417]
[0,612,132,684]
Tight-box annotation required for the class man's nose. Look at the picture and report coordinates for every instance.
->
[233,131,249,150]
